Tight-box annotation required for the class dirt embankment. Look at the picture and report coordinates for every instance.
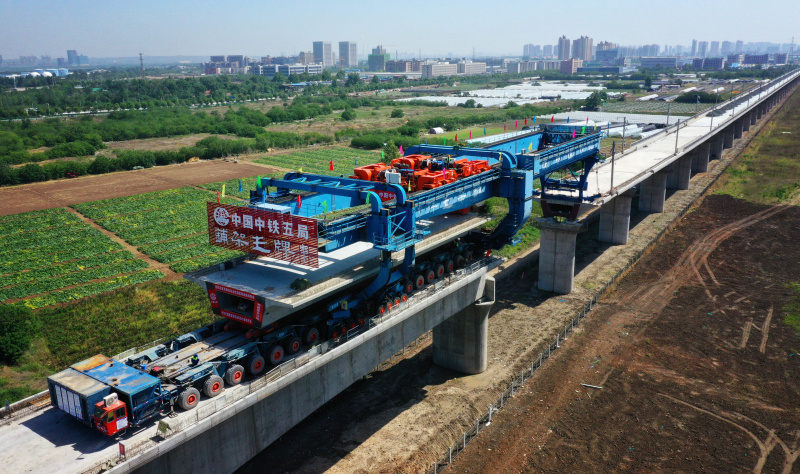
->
[449,194,800,473]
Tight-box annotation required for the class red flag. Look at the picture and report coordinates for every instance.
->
[329,160,333,171]
[515,120,518,128]
[524,118,527,125]
[586,117,589,124]
[297,194,302,210]
[551,116,554,123]
[216,191,220,203]
[455,133,458,141]
[504,123,507,131]
[572,129,576,138]
[469,130,472,139]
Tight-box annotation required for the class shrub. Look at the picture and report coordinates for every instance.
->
[341,109,357,121]
[0,304,39,364]
[390,109,404,118]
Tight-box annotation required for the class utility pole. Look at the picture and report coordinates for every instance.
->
[620,117,627,152]
[674,119,681,155]
[666,102,671,125]
[610,141,616,194]
[139,53,145,80]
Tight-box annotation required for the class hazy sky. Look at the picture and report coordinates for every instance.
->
[2,0,797,59]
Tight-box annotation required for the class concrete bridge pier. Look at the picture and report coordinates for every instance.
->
[537,218,582,294]
[433,277,494,374]
[757,105,764,120]
[742,114,751,132]
[666,153,692,190]
[598,192,633,245]
[638,169,668,213]
[692,143,710,174]
[710,138,724,161]
[733,120,744,139]
[750,111,757,127]
[723,128,735,149]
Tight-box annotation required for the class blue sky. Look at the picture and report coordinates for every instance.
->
[2,0,797,58]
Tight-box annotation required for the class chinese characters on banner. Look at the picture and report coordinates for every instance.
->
[207,202,319,268]
[375,190,396,201]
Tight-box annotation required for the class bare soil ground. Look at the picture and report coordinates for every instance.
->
[449,194,800,473]
[0,160,275,216]
[102,133,223,152]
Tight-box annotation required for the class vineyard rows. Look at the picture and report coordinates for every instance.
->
[0,208,157,308]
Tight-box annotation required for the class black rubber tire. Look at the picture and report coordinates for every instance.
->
[268,345,284,365]
[414,274,425,290]
[400,292,408,303]
[203,375,224,397]
[303,327,320,345]
[377,303,388,316]
[425,269,436,284]
[286,336,302,355]
[404,280,414,294]
[435,263,445,278]
[224,364,245,386]
[456,255,466,268]
[445,259,455,273]
[247,354,266,375]
[178,387,200,411]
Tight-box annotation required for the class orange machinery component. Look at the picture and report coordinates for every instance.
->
[416,168,458,190]
[453,159,491,178]
[350,163,391,182]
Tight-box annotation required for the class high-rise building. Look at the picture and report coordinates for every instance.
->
[543,45,554,58]
[210,55,225,63]
[560,58,582,74]
[596,41,617,51]
[690,40,698,57]
[557,36,571,60]
[523,44,535,57]
[339,41,358,67]
[698,41,709,57]
[735,40,744,53]
[297,51,315,64]
[313,41,333,67]
[721,41,733,55]
[709,41,720,57]
[367,45,390,71]
[571,36,593,62]
[67,50,78,65]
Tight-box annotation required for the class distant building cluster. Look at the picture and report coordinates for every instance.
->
[514,35,795,75]
[420,60,486,78]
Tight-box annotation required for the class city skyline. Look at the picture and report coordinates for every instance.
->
[1,0,797,59]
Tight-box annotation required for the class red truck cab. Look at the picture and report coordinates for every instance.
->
[92,393,129,436]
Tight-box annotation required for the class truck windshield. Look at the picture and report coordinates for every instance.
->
[94,405,106,419]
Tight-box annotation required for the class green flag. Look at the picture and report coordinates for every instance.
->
[365,193,370,204]
[322,200,328,213]
[381,150,384,160]
[582,126,586,134]
[443,138,447,145]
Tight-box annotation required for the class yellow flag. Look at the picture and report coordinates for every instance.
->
[299,167,303,173]
[528,143,533,152]
[221,184,226,198]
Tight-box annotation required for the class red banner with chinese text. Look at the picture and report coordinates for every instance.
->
[207,202,319,268]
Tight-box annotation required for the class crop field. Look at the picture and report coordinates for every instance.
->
[73,188,244,273]
[253,147,382,176]
[0,208,161,308]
